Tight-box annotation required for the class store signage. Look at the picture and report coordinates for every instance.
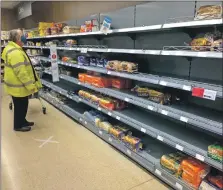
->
[50,44,59,82]
[17,2,32,20]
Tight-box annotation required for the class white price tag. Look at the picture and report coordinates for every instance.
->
[157,135,164,142]
[176,144,184,151]
[77,65,80,68]
[108,112,112,116]
[180,116,188,123]
[99,130,103,135]
[116,116,120,120]
[161,110,168,116]
[84,121,87,125]
[147,105,154,111]
[79,118,82,122]
[155,169,162,176]
[175,182,183,190]
[79,98,82,102]
[124,98,129,102]
[196,154,205,161]
[107,71,111,75]
[98,107,101,111]
[127,149,131,155]
[108,137,112,142]
[81,48,88,53]
[182,85,191,91]
[78,82,81,85]
[160,81,167,86]
[141,128,146,133]
[59,91,62,93]
[203,89,217,101]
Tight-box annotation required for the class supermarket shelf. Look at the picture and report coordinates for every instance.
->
[44,71,222,135]
[41,79,223,171]
[23,46,223,58]
[40,57,222,98]
[27,18,223,40]
[39,90,194,190]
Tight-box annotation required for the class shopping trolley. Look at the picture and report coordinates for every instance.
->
[9,56,47,114]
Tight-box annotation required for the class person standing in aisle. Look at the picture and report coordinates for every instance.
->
[1,29,42,132]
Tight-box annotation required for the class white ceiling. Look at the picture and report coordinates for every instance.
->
[1,1,21,9]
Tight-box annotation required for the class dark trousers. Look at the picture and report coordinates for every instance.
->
[12,96,29,129]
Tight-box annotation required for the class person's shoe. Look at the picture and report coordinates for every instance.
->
[14,126,31,132]
[23,121,34,127]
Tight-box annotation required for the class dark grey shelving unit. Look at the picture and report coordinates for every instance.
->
[27,2,223,189]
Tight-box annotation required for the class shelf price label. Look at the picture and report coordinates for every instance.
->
[175,182,183,190]
[157,135,164,142]
[196,154,205,162]
[182,85,191,91]
[84,121,87,125]
[108,112,112,116]
[141,128,146,133]
[155,169,162,176]
[81,48,88,53]
[98,107,102,111]
[107,71,111,75]
[147,105,154,111]
[161,110,168,116]
[159,80,167,86]
[116,116,120,120]
[108,137,112,142]
[127,149,131,155]
[192,87,217,101]
[124,97,129,102]
[180,116,188,123]
[176,144,184,151]
[99,130,103,135]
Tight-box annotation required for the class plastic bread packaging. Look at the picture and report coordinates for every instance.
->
[112,78,132,89]
[147,89,172,105]
[91,76,112,88]
[181,157,210,188]
[131,85,149,97]
[99,97,117,110]
[78,73,87,83]
[90,94,102,105]
[63,26,81,34]
[160,152,187,177]
[121,134,143,152]
[208,175,223,189]
[106,60,122,71]
[190,38,212,51]
[199,180,221,190]
[108,125,129,140]
[194,5,222,20]
[64,39,77,47]
[210,39,223,52]
[90,57,97,66]
[78,56,90,66]
[208,143,223,163]
[98,121,113,132]
[119,61,138,73]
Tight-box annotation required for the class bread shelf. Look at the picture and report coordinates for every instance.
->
[43,71,223,135]
[39,90,194,190]
[40,57,223,99]
[41,79,223,171]
[27,18,223,40]
[23,46,223,58]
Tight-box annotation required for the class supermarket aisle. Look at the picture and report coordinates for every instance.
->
[1,92,169,190]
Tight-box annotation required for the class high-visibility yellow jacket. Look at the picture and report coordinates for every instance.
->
[1,41,42,97]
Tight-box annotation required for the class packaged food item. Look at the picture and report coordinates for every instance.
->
[78,56,90,66]
[121,134,143,152]
[190,38,211,51]
[119,61,138,73]
[160,152,186,177]
[208,143,223,163]
[106,60,122,71]
[62,56,77,64]
[199,180,220,190]
[208,175,223,189]
[112,78,132,89]
[147,89,171,105]
[64,39,77,47]
[78,73,87,83]
[90,94,102,105]
[63,26,81,34]
[108,125,129,140]
[181,157,210,188]
[98,121,113,132]
[99,98,126,110]
[131,86,149,97]
[97,58,108,68]
[80,25,86,33]
[211,39,223,52]
[100,16,112,35]
[91,76,112,88]
[90,57,97,66]
[195,5,222,20]
[85,75,95,85]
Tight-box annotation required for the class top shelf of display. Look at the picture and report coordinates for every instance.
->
[26,18,223,40]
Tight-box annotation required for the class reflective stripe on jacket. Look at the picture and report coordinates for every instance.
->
[1,41,42,97]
